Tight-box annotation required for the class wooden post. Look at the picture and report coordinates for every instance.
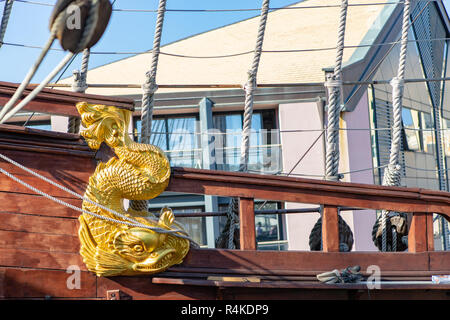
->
[322,205,339,252]
[426,213,434,251]
[408,213,427,253]
[239,197,256,250]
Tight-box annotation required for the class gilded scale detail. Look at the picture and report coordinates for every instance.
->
[76,102,190,276]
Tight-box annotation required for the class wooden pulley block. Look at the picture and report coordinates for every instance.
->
[49,0,112,53]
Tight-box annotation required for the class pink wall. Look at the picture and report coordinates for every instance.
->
[279,93,378,252]
[279,101,325,251]
[341,92,378,251]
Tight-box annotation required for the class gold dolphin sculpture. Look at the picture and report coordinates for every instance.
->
[76,102,190,277]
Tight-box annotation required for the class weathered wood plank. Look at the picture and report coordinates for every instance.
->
[322,206,339,252]
[0,248,85,271]
[0,192,81,218]
[429,252,450,271]
[0,267,96,298]
[151,277,450,290]
[179,249,431,272]
[0,212,78,235]
[0,81,135,118]
[427,213,434,252]
[0,230,79,253]
[239,197,256,250]
[408,213,428,253]
[0,150,94,198]
[97,277,217,300]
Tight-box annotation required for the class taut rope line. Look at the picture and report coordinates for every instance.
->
[69,48,91,133]
[380,0,411,252]
[130,0,167,213]
[225,0,270,249]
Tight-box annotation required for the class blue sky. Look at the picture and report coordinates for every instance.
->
[0,0,299,83]
[1,0,449,84]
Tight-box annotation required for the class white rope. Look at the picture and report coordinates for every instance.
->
[140,0,166,144]
[0,152,198,245]
[0,52,75,124]
[224,0,270,249]
[0,0,99,124]
[324,0,348,181]
[131,0,167,213]
[0,12,62,122]
[0,0,14,49]
[380,0,410,252]
[68,48,91,133]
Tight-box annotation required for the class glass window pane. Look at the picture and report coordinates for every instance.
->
[402,108,421,151]
[444,119,450,156]
[212,111,278,173]
[150,119,168,151]
[421,112,435,154]
[149,207,206,246]
[167,117,199,167]
[9,120,51,131]
[134,116,201,168]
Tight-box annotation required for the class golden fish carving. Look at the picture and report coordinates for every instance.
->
[76,102,190,277]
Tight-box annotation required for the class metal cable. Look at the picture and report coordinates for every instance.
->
[12,0,423,12]
[6,37,450,59]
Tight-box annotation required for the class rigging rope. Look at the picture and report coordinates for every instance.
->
[325,0,348,181]
[68,48,91,133]
[130,0,167,213]
[0,0,101,124]
[380,0,411,252]
[224,0,270,249]
[0,0,14,49]
[309,0,354,253]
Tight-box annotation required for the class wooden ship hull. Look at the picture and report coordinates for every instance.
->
[0,83,449,300]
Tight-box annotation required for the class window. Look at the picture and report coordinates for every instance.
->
[402,108,421,151]
[442,119,450,157]
[134,115,202,168]
[218,201,286,251]
[9,120,51,131]
[421,112,435,154]
[212,110,280,173]
[149,207,207,247]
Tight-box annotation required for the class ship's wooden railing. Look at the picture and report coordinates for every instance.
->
[167,167,450,252]
[0,81,135,118]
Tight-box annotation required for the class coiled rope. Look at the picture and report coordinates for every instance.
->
[130,0,167,213]
[0,0,14,49]
[224,0,270,249]
[379,0,411,252]
[0,0,101,124]
[0,151,199,246]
